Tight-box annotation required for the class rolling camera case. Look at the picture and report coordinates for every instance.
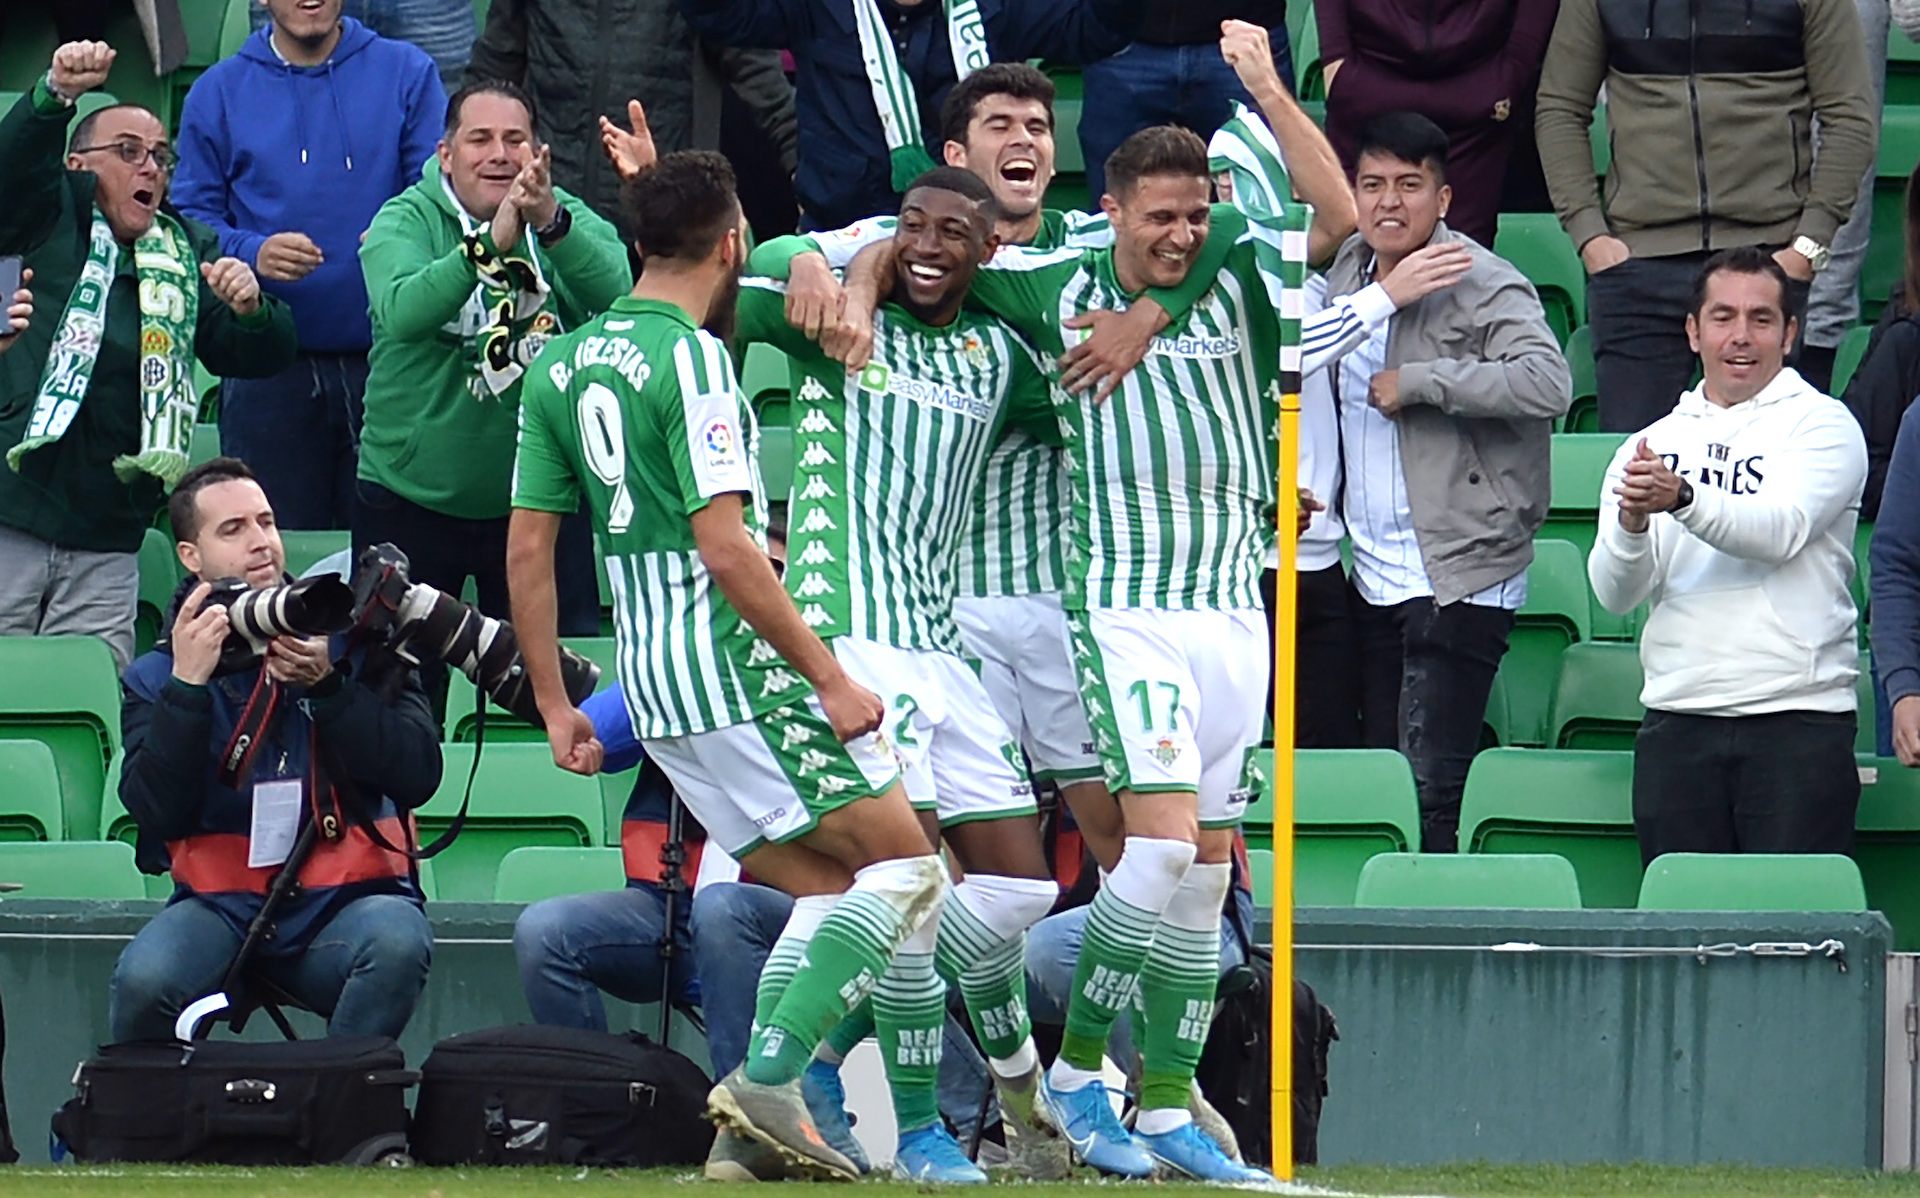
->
[409,1025,715,1166]
[51,1036,416,1165]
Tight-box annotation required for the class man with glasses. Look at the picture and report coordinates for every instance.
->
[0,41,297,672]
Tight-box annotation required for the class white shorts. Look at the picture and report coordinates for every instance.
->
[640,697,901,857]
[1065,607,1269,828]
[833,636,1037,825]
[954,592,1102,786]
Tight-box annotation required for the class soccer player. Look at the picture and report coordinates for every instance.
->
[504,150,943,1182]
[739,167,1069,1183]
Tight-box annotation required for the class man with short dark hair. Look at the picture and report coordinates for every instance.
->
[1321,111,1569,854]
[0,42,297,671]
[173,0,444,531]
[356,80,629,637]
[1592,247,1867,860]
[111,456,440,1041]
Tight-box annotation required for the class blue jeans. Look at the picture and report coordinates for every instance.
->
[109,893,433,1042]
[690,881,998,1141]
[252,0,476,94]
[1024,904,1246,1075]
[1077,33,1296,204]
[220,352,367,531]
[515,884,697,1032]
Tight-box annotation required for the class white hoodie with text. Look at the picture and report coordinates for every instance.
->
[1588,368,1866,717]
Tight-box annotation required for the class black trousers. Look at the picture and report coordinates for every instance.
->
[1354,593,1515,853]
[1632,708,1860,866]
[1587,251,1812,434]
[352,479,601,634]
[1263,565,1363,749]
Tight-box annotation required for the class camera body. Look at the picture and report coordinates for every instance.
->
[199,573,357,673]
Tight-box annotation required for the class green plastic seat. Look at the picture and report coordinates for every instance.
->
[1636,852,1867,912]
[1244,748,1420,904]
[445,637,619,743]
[1460,748,1642,907]
[0,841,144,900]
[740,343,793,408]
[1852,519,1874,634]
[1480,667,1511,748]
[1354,852,1584,909]
[494,846,627,902]
[1547,642,1645,751]
[189,422,221,469]
[1855,756,1920,949]
[599,767,637,846]
[1494,213,1585,347]
[218,0,254,58]
[414,743,602,901]
[1563,325,1599,433]
[760,425,795,506]
[0,740,65,841]
[280,530,351,579]
[135,527,182,655]
[1541,433,1628,562]
[1859,648,1878,755]
[0,636,122,839]
[1246,847,1276,907]
[95,754,175,898]
[1833,325,1874,395]
[1501,539,1590,746]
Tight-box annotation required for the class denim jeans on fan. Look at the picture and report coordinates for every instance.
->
[219,352,368,531]
[1354,592,1515,853]
[1024,901,1248,1075]
[516,883,698,1031]
[690,881,998,1141]
[108,893,433,1042]
[251,0,476,93]
[1077,31,1295,205]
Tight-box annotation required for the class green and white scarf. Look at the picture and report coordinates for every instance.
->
[1208,103,1310,389]
[440,170,555,398]
[854,0,989,191]
[7,210,199,486]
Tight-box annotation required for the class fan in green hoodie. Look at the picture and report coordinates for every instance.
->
[357,81,630,553]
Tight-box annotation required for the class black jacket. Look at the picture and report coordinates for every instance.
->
[1842,294,1920,523]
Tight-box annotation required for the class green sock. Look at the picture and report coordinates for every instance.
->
[873,936,945,1134]
[935,893,1032,1065]
[746,890,905,1085]
[747,897,828,1052]
[1137,919,1219,1112]
[1059,886,1161,1072]
[821,998,876,1061]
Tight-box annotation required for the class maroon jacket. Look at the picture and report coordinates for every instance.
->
[1319,0,1559,129]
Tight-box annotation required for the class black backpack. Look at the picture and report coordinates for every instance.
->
[1195,951,1339,1167]
[51,1037,415,1165]
[409,1025,717,1167]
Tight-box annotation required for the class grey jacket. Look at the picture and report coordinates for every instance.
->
[1322,224,1571,603]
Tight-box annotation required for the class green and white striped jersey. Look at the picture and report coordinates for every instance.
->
[968,222,1281,612]
[737,276,1057,654]
[797,209,1113,600]
[513,296,809,738]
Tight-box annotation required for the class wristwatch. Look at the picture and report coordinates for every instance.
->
[41,72,75,107]
[1791,235,1832,273]
[1671,480,1695,513]
[534,206,572,248]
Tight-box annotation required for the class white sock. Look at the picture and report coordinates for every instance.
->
[1135,1107,1192,1135]
[1047,1059,1104,1092]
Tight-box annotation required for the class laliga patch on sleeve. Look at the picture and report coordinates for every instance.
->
[687,393,753,498]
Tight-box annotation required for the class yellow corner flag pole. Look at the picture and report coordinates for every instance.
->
[1268,204,1308,1180]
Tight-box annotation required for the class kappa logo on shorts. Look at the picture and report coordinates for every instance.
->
[1151,736,1182,766]
[817,775,855,801]
[796,748,835,776]
[749,639,781,665]
[761,668,802,695]
[781,721,816,751]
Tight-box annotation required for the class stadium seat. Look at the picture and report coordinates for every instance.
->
[189,422,222,469]
[1547,642,1645,751]
[1353,852,1584,909]
[1636,852,1866,912]
[0,841,145,900]
[1856,757,1920,949]
[1247,847,1276,907]
[760,426,795,506]
[1050,67,1086,174]
[1852,519,1874,632]
[95,755,171,898]
[1460,748,1642,907]
[1494,213,1584,347]
[414,743,601,901]
[1860,648,1879,755]
[218,0,255,58]
[1833,324,1874,396]
[494,846,627,902]
[0,636,122,839]
[1501,539,1590,746]
[1890,28,1920,105]
[280,530,350,579]
[1563,325,1599,433]
[136,527,182,655]
[741,343,792,410]
[1480,667,1511,748]
[1246,748,1421,904]
[1541,434,1627,560]
[599,767,636,846]
[0,741,65,841]
[1292,8,1326,99]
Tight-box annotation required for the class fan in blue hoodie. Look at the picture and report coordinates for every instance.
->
[172,0,445,531]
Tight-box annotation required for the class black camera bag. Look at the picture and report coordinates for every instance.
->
[51,1036,415,1165]
[410,1025,715,1166]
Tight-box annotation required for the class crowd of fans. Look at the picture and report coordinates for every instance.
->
[0,0,1913,1182]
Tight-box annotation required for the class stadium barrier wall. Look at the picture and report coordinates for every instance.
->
[0,901,1890,1166]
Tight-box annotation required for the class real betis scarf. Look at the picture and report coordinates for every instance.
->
[7,209,199,486]
[1208,103,1309,392]
[855,0,989,191]
[440,170,555,398]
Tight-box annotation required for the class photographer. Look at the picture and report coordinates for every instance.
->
[108,458,441,1043]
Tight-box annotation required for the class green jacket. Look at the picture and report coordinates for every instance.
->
[357,159,631,520]
[1535,0,1877,258]
[0,84,298,553]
